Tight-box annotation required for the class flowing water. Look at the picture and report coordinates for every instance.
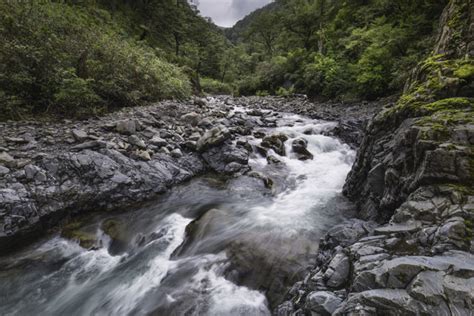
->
[0,108,355,316]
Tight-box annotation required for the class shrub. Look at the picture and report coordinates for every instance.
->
[0,2,191,119]
[200,78,233,95]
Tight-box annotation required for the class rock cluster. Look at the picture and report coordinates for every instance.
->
[276,0,474,314]
[0,96,316,252]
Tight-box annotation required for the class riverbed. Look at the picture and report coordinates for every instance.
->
[0,108,355,315]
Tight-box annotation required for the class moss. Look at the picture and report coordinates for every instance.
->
[454,64,474,79]
[61,223,97,249]
[101,219,126,241]
[421,97,473,112]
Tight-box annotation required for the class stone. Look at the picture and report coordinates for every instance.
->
[71,129,88,142]
[128,135,146,149]
[337,289,435,315]
[170,148,183,158]
[305,291,343,316]
[367,163,385,196]
[0,165,10,175]
[116,120,136,135]
[267,155,281,164]
[374,221,422,235]
[198,117,213,129]
[261,133,288,156]
[196,125,230,152]
[292,138,313,160]
[194,97,207,107]
[0,152,14,165]
[182,112,200,126]
[322,219,375,248]
[324,253,350,288]
[135,150,151,161]
[71,140,106,151]
[24,164,47,182]
[408,271,446,305]
[150,136,167,147]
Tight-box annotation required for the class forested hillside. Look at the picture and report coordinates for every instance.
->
[228,0,449,100]
[0,0,454,120]
[0,0,231,120]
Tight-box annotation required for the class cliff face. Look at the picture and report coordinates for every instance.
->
[343,0,473,222]
[277,0,474,314]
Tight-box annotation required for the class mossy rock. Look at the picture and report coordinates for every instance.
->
[101,219,126,241]
[61,221,97,249]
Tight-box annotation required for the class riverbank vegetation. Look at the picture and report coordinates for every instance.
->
[0,0,450,119]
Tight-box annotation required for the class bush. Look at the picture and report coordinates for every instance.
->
[200,78,233,95]
[0,2,191,119]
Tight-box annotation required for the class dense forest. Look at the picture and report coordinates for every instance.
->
[0,0,452,119]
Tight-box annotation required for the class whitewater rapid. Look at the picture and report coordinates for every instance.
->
[0,107,355,316]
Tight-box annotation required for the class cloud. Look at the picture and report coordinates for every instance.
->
[230,0,271,19]
[197,0,272,27]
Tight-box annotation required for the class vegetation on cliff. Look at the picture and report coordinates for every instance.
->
[227,0,450,100]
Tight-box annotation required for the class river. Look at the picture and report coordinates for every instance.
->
[0,108,355,315]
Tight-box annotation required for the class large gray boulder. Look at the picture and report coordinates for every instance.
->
[305,291,343,316]
[196,125,230,152]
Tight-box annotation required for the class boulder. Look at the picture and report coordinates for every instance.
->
[182,112,201,126]
[305,291,343,316]
[128,135,146,149]
[71,129,88,142]
[324,253,350,288]
[196,125,230,152]
[261,133,288,156]
[150,136,167,147]
[291,138,313,160]
[116,120,137,135]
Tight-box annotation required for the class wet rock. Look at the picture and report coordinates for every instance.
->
[128,135,146,149]
[150,136,167,147]
[322,219,376,248]
[291,138,313,160]
[324,252,350,289]
[135,150,151,161]
[407,271,446,305]
[0,165,9,175]
[202,142,249,174]
[247,171,273,189]
[71,140,106,151]
[198,117,213,129]
[194,97,207,107]
[116,120,137,135]
[71,129,88,142]
[274,301,295,316]
[182,112,201,126]
[24,164,47,182]
[196,125,230,152]
[170,148,183,158]
[336,289,433,315]
[0,152,15,167]
[305,291,343,316]
[261,133,288,156]
[267,155,281,164]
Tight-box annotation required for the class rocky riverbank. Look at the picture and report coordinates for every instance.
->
[0,95,365,253]
[276,0,474,314]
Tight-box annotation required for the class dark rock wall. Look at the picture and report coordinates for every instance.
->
[277,0,474,314]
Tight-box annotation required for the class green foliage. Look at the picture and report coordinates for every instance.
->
[227,0,448,100]
[201,78,233,95]
[0,0,213,119]
[454,64,474,79]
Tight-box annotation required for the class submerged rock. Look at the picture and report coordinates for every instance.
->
[291,138,313,160]
[260,133,288,156]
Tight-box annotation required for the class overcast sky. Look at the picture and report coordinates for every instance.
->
[194,0,272,27]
